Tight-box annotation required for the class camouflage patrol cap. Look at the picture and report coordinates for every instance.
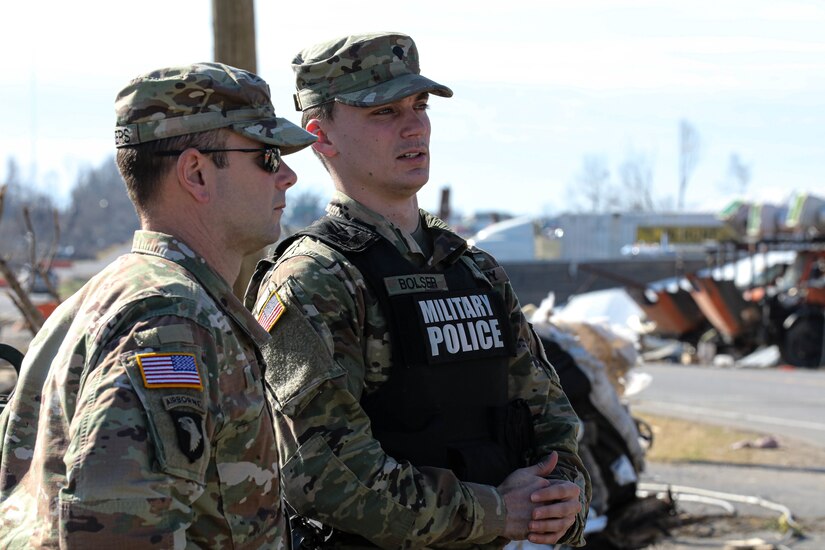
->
[114,62,316,154]
[292,32,453,111]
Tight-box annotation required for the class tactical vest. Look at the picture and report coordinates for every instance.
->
[271,217,535,487]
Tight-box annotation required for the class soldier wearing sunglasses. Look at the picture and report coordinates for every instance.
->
[0,62,316,547]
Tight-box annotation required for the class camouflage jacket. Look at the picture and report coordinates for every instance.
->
[247,193,591,549]
[0,231,287,549]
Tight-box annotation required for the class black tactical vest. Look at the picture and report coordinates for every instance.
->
[268,217,536,487]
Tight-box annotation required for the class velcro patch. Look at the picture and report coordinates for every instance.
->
[163,394,206,414]
[256,290,286,332]
[384,273,448,295]
[171,410,205,463]
[484,265,510,284]
[137,353,203,389]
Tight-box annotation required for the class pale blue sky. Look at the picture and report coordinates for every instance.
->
[1,0,822,218]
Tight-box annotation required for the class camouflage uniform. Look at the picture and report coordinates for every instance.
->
[113,63,315,152]
[247,193,591,549]
[290,32,453,111]
[0,232,287,548]
[0,63,316,549]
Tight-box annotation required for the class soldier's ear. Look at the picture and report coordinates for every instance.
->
[176,148,211,203]
[306,119,336,158]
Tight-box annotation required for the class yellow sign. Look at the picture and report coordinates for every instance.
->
[635,225,732,244]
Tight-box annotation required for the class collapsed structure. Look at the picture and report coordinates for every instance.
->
[628,192,825,368]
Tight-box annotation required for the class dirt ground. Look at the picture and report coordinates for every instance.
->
[638,412,825,470]
[633,412,825,550]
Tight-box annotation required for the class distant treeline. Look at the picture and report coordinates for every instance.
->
[1,157,139,262]
[1,157,328,265]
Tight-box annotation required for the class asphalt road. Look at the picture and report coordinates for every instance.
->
[625,362,825,548]
[628,362,825,449]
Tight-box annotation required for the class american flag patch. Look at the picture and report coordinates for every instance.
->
[137,353,203,389]
[256,290,286,332]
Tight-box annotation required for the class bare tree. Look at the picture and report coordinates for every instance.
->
[0,184,62,334]
[4,158,20,188]
[62,158,139,259]
[618,151,654,212]
[678,119,701,210]
[575,155,611,212]
[281,190,326,234]
[727,153,752,196]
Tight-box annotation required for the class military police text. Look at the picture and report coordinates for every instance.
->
[418,294,505,357]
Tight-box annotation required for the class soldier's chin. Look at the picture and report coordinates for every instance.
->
[403,170,430,190]
[246,225,281,256]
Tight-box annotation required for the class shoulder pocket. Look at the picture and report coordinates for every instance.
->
[122,343,210,483]
[260,280,344,416]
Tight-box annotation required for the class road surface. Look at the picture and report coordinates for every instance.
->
[629,362,825,449]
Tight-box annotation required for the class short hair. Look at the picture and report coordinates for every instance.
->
[301,100,335,128]
[301,101,335,170]
[115,129,228,214]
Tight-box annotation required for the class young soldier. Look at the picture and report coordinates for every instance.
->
[0,62,316,547]
[246,33,591,548]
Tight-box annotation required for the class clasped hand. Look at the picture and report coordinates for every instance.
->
[497,451,582,545]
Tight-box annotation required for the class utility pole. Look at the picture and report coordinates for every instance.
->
[212,0,257,71]
[212,0,265,298]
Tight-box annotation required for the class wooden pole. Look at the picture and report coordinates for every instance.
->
[212,0,257,71]
[212,0,269,300]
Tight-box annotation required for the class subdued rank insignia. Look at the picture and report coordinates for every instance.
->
[171,410,205,463]
[256,290,286,332]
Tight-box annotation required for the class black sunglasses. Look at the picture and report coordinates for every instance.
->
[155,147,282,173]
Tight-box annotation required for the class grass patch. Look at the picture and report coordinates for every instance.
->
[636,411,825,468]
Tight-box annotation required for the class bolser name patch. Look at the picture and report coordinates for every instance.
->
[385,274,448,296]
[417,293,506,362]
